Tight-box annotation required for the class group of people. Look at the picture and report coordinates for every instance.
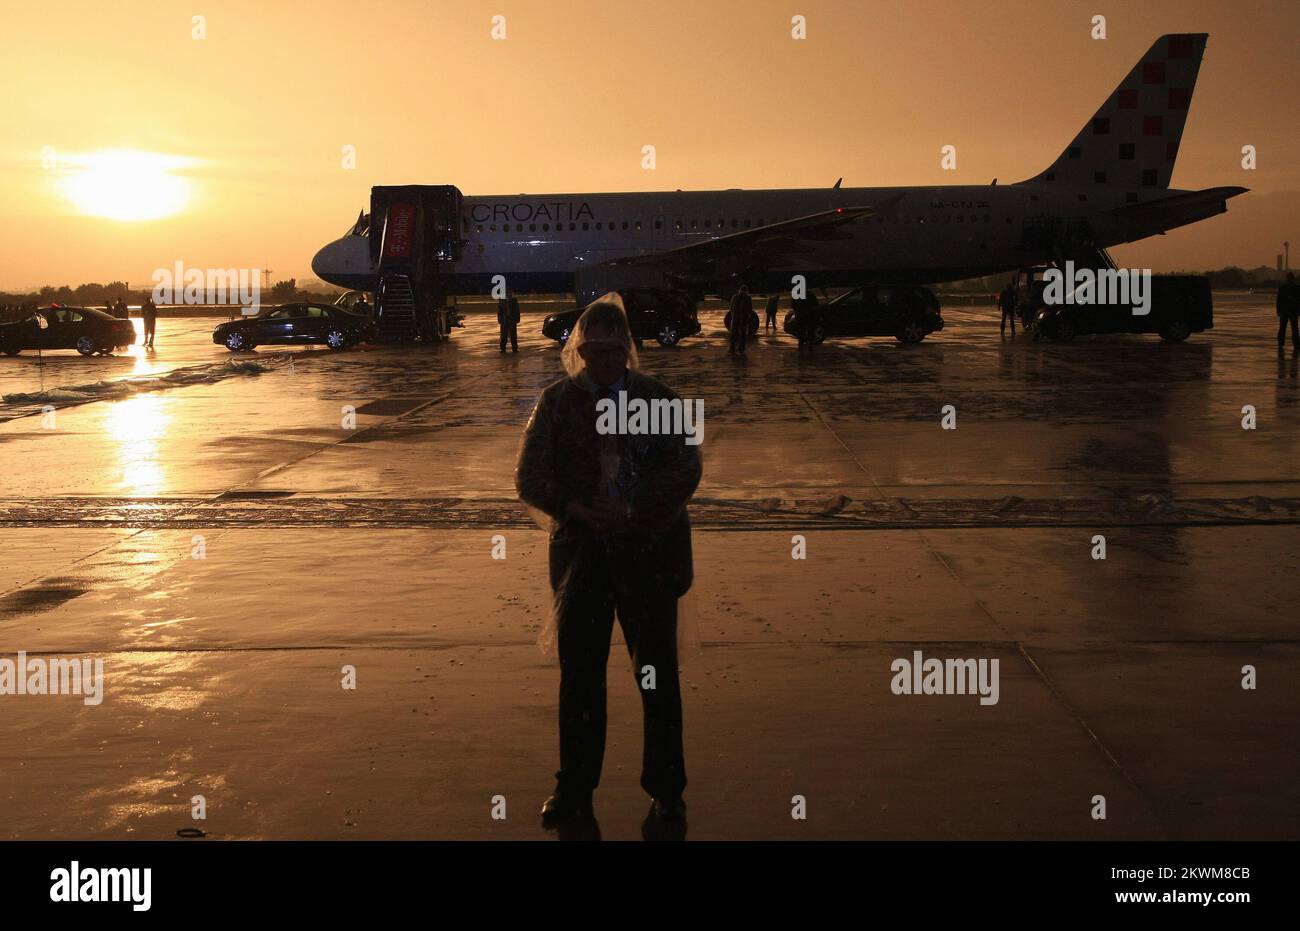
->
[0,301,39,323]
[727,285,823,354]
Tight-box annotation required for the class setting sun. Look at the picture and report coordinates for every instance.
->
[60,149,194,222]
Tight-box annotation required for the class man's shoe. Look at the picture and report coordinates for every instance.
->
[541,791,592,827]
[646,796,687,823]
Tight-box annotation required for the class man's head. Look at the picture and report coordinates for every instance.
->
[562,292,637,385]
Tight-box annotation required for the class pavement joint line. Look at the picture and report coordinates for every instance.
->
[798,377,1172,830]
[220,370,498,495]
[0,527,151,599]
[918,529,1171,835]
[1013,642,1170,837]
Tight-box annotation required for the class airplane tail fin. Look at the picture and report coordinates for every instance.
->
[1021,33,1208,191]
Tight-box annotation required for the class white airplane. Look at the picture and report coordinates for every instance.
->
[311,33,1245,308]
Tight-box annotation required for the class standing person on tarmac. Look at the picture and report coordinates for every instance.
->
[516,295,700,834]
[764,292,780,336]
[141,295,158,349]
[1278,272,1299,353]
[498,286,521,353]
[728,284,752,354]
[794,291,820,351]
[999,283,1017,337]
[114,296,128,320]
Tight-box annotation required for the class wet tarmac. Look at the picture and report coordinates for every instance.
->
[1,294,1296,840]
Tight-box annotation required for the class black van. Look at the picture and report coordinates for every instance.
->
[1035,274,1212,342]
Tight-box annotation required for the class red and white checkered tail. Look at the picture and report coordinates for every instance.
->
[1023,33,1208,193]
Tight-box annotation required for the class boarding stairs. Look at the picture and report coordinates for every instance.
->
[375,275,419,342]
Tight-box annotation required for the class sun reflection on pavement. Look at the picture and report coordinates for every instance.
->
[105,393,171,496]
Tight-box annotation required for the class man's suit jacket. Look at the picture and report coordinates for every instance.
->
[516,369,702,599]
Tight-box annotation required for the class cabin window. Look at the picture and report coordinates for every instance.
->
[635,220,642,231]
[704,220,711,229]
[582,222,589,231]
[622,221,629,230]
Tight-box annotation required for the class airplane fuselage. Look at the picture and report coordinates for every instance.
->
[314,182,1198,296]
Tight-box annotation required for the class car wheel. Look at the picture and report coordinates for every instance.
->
[76,336,97,356]
[224,331,250,352]
[896,319,926,343]
[325,328,349,350]
[1054,319,1076,342]
[657,324,680,346]
[2,345,19,356]
[558,327,571,346]
[1159,319,1191,342]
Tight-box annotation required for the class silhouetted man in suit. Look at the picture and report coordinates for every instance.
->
[141,295,157,348]
[729,284,752,354]
[498,287,520,353]
[1278,272,1299,353]
[517,295,701,832]
[794,291,820,350]
[999,283,1017,336]
[764,292,780,335]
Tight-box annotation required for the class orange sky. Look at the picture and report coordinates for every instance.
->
[1,0,1296,289]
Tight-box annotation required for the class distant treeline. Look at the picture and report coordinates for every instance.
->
[0,278,346,310]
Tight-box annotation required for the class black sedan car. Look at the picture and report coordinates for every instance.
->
[542,289,701,346]
[0,306,136,356]
[213,302,374,351]
[783,286,943,343]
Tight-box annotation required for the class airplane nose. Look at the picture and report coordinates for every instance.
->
[311,235,375,289]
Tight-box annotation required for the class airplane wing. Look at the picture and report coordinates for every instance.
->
[601,201,889,280]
